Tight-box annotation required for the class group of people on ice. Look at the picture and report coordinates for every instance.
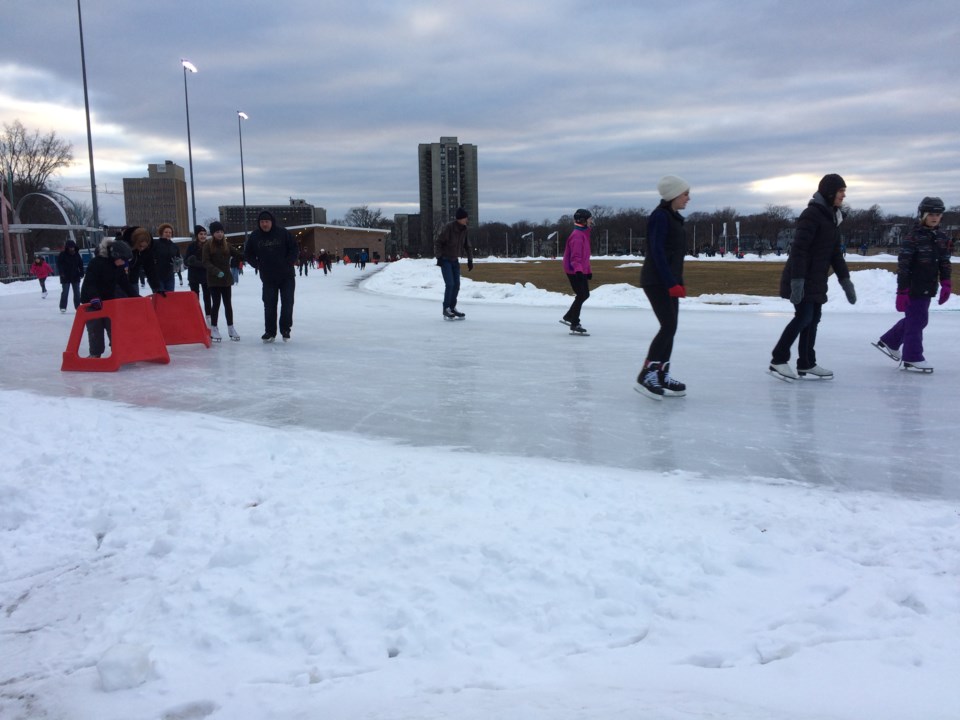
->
[433,174,953,402]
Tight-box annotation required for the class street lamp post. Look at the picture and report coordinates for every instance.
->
[181,59,198,232]
[237,111,248,244]
[77,0,100,248]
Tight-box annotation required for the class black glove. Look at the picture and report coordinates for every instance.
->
[436,257,442,267]
[467,260,474,271]
[586,273,593,281]
[156,290,167,298]
[87,297,102,312]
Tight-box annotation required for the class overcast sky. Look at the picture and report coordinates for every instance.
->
[2,0,958,226]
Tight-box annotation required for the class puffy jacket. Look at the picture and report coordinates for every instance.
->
[152,237,181,282]
[243,211,298,281]
[641,200,686,288]
[57,242,85,283]
[562,225,592,275]
[31,260,54,279]
[779,194,851,303]
[897,223,951,298]
[202,239,242,287]
[183,240,207,284]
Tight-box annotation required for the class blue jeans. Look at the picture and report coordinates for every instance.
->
[159,276,177,292]
[439,259,461,310]
[771,300,822,368]
[60,280,80,310]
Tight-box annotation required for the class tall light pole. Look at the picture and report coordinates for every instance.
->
[181,59,198,232]
[237,111,248,244]
[77,0,99,247]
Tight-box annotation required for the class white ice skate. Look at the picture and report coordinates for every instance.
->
[228,326,240,341]
[768,363,799,382]
[901,360,933,373]
[872,340,901,362]
[210,326,222,343]
[798,365,833,379]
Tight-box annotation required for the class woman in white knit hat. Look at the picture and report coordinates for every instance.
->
[635,175,691,400]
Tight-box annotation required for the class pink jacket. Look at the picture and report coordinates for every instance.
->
[562,225,592,275]
[30,261,53,279]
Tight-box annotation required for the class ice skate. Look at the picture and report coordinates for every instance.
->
[871,340,901,362]
[210,326,222,343]
[902,360,933,373]
[228,325,240,341]
[42,291,48,299]
[443,307,456,320]
[281,330,291,342]
[659,362,686,397]
[569,323,589,336]
[559,317,572,327]
[60,308,66,314]
[768,362,799,382]
[450,307,465,319]
[634,363,665,400]
[261,333,276,343]
[798,364,833,379]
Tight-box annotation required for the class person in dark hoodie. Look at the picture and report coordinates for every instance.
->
[434,207,473,319]
[121,226,162,295]
[57,239,85,312]
[153,223,181,292]
[244,210,298,342]
[79,237,138,358]
[768,174,856,381]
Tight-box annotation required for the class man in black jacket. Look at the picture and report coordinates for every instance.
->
[769,174,856,381]
[57,239,85,312]
[434,207,473,319]
[244,210,298,342]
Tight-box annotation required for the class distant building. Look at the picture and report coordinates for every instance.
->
[122,161,189,236]
[217,198,327,237]
[418,137,478,250]
[392,213,423,257]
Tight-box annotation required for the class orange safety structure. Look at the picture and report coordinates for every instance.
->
[61,297,171,372]
[150,291,211,348]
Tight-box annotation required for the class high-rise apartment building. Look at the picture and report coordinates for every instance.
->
[123,161,190,236]
[418,137,478,251]
[217,198,327,236]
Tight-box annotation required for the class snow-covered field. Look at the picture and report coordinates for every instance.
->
[1,257,958,720]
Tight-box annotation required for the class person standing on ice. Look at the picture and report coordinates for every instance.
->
[202,221,244,342]
[635,176,691,400]
[434,207,474,319]
[184,225,212,326]
[244,210,298,342]
[30,255,53,299]
[79,237,138,358]
[873,196,951,373]
[57,239,85,312]
[560,209,593,335]
[768,174,856,381]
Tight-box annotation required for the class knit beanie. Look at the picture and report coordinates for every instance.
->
[194,224,207,237]
[208,221,224,234]
[455,207,469,219]
[817,174,846,205]
[657,175,690,201]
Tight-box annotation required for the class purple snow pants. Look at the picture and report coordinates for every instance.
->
[880,296,930,363]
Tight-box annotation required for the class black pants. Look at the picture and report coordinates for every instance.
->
[85,317,112,357]
[564,273,590,324]
[261,275,295,335]
[643,286,679,364]
[189,278,211,317]
[210,286,234,327]
[771,300,822,368]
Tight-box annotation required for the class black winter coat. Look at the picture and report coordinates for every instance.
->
[779,195,851,303]
[434,221,473,263]
[58,248,85,283]
[244,215,297,282]
[897,224,951,298]
[80,256,138,302]
[641,200,686,288]
[152,237,181,282]
[184,240,207,285]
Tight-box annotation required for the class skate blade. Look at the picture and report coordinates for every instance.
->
[768,368,795,382]
[230,337,240,341]
[798,373,833,380]
[901,365,933,373]
[569,331,590,336]
[871,342,900,362]
[633,384,663,401]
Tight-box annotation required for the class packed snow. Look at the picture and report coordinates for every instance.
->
[1,255,958,720]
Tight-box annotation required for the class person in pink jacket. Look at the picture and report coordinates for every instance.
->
[560,209,593,335]
[30,256,54,299]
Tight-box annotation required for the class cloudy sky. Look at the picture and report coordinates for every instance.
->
[2,0,958,226]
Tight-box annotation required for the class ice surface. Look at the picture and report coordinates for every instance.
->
[1,257,958,720]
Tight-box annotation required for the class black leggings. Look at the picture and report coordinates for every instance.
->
[564,273,590,323]
[189,278,212,317]
[643,286,679,364]
[210,286,233,326]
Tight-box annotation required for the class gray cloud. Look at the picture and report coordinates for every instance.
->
[3,0,958,226]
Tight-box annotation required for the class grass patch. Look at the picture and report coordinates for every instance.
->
[469,259,897,297]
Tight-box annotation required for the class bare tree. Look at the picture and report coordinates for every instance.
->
[1,119,74,198]
[343,205,386,228]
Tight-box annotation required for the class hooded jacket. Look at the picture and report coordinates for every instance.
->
[57,241,85,283]
[778,193,851,303]
[243,211,298,281]
[80,238,138,302]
